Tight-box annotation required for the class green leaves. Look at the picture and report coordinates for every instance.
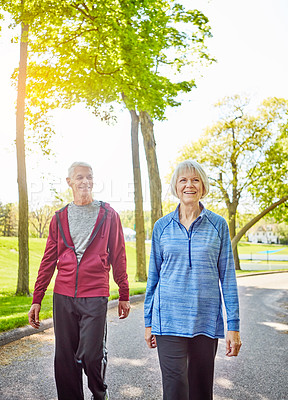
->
[28,1,211,112]
[249,125,288,222]
[178,95,288,216]
[2,0,213,151]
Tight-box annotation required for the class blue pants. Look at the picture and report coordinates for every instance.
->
[53,293,108,400]
[156,335,218,400]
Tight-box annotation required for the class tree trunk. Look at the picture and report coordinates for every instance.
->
[231,195,288,251]
[232,246,241,271]
[16,21,30,295]
[227,205,241,270]
[129,109,147,282]
[227,210,236,239]
[139,111,163,230]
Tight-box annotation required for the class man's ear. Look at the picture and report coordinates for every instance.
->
[66,177,71,187]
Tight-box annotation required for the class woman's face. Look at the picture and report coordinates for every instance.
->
[176,169,203,206]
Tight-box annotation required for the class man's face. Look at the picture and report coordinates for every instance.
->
[66,166,93,199]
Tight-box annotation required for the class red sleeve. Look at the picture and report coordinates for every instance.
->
[108,210,129,301]
[32,215,58,305]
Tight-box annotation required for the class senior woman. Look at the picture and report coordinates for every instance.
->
[144,160,241,400]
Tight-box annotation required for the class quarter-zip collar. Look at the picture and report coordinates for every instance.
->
[172,201,206,225]
[171,202,206,269]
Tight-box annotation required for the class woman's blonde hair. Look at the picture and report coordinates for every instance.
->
[170,160,210,199]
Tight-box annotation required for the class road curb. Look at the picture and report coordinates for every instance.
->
[0,294,145,347]
[0,318,54,347]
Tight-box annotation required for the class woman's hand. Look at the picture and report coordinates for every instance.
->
[145,327,157,349]
[226,331,242,357]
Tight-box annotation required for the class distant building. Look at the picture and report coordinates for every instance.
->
[123,227,136,241]
[247,224,279,244]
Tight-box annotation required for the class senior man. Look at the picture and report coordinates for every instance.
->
[28,161,130,400]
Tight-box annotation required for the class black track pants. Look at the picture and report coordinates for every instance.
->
[53,293,108,400]
[156,335,218,400]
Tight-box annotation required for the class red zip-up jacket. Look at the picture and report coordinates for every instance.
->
[32,202,129,305]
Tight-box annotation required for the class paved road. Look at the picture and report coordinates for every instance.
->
[0,273,288,400]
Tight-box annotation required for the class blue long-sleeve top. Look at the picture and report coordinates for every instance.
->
[144,204,240,339]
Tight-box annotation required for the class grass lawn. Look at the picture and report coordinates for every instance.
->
[0,237,150,332]
[0,238,287,333]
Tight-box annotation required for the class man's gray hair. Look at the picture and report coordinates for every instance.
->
[170,160,210,199]
[67,162,93,178]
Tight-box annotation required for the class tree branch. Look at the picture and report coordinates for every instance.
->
[71,2,96,23]
[210,175,231,208]
[231,195,288,251]
[94,54,120,75]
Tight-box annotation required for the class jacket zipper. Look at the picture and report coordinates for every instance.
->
[188,232,192,268]
[186,227,192,269]
[56,203,109,298]
[178,222,193,269]
[178,215,202,269]
[74,257,80,297]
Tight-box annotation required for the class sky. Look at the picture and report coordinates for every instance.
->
[0,0,288,212]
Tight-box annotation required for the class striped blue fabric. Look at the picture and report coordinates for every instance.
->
[144,204,240,339]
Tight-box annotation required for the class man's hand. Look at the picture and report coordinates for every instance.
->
[118,300,130,319]
[145,327,157,349]
[28,304,41,329]
[226,330,242,357]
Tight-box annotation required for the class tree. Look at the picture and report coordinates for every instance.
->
[0,0,33,294]
[249,124,288,222]
[140,111,163,228]
[275,222,288,244]
[16,7,29,295]
[178,95,288,269]
[29,205,55,238]
[0,202,18,236]
[129,109,147,280]
[2,1,213,281]
[20,0,212,280]
[231,124,288,250]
